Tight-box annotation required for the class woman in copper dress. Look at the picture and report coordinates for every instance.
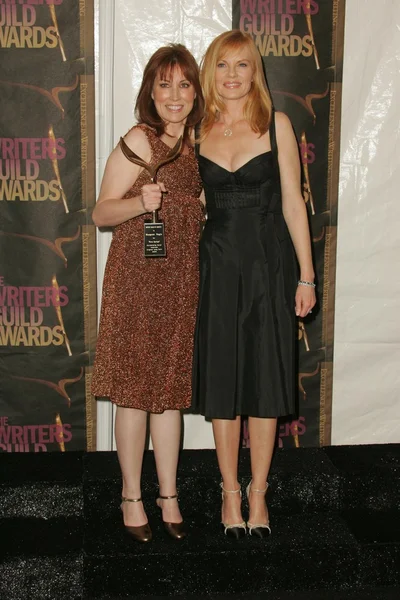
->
[192,31,316,538]
[92,45,204,542]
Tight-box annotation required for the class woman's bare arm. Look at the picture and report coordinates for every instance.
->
[92,128,162,227]
[275,111,316,316]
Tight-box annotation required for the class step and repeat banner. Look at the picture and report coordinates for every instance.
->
[107,0,344,448]
[0,0,97,453]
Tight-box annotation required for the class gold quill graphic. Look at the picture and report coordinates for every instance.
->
[49,125,68,213]
[291,421,300,448]
[52,274,72,356]
[298,363,320,402]
[55,413,65,452]
[298,321,310,351]
[301,132,315,215]
[313,227,325,243]
[273,85,329,123]
[305,3,320,69]
[0,228,80,267]
[48,5,67,62]
[0,77,78,117]
[11,369,83,408]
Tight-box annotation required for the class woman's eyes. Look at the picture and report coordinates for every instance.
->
[216,62,249,68]
[159,82,191,88]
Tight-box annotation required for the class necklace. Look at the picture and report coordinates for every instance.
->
[221,118,243,137]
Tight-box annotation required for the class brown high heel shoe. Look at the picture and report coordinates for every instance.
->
[156,493,187,540]
[246,481,271,538]
[220,483,247,539]
[121,496,152,543]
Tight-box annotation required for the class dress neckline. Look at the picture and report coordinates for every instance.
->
[199,151,272,175]
[139,124,193,157]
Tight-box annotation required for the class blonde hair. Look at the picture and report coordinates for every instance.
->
[199,30,272,141]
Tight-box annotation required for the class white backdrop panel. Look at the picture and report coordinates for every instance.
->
[114,0,232,142]
[332,0,400,444]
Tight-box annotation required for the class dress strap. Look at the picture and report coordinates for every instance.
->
[269,108,281,181]
[194,123,201,158]
[269,109,277,157]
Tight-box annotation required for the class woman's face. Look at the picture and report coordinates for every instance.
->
[151,67,196,127]
[215,46,254,102]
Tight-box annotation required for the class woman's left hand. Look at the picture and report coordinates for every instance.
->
[295,284,316,318]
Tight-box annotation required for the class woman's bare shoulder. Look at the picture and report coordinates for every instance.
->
[121,126,151,162]
[274,110,292,131]
[122,125,151,155]
[105,125,151,169]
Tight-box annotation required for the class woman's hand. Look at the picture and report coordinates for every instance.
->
[140,182,166,213]
[295,284,316,318]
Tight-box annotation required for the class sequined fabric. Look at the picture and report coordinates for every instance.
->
[92,125,203,411]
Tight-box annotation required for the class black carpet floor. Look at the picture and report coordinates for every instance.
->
[0,444,399,599]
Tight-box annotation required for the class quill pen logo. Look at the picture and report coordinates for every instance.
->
[0,77,79,117]
[0,369,84,451]
[11,368,84,408]
[0,228,80,266]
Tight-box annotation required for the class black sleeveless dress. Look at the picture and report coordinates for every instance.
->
[191,113,298,419]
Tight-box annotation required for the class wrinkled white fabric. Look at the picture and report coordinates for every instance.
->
[333,0,400,444]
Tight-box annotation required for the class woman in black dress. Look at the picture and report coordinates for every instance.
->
[192,30,316,538]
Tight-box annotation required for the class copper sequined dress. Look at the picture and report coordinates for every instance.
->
[92,125,203,412]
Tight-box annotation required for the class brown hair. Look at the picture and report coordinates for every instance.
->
[199,30,272,141]
[135,44,204,145]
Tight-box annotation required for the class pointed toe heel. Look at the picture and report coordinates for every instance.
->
[246,481,271,538]
[220,483,247,539]
[247,522,271,538]
[121,496,152,543]
[124,522,153,543]
[156,493,187,540]
[163,520,187,540]
[221,522,247,539]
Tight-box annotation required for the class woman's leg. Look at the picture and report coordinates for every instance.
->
[150,409,182,523]
[115,406,148,526]
[247,416,277,524]
[212,416,243,524]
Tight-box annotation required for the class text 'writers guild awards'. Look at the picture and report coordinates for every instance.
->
[119,136,183,257]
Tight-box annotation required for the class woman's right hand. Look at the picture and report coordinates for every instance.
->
[140,182,166,213]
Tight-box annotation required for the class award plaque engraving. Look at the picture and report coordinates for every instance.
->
[119,135,183,258]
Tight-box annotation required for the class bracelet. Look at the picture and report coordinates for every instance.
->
[298,280,316,288]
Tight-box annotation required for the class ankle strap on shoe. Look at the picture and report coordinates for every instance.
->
[158,493,178,500]
[121,496,142,503]
[220,482,241,494]
[248,482,269,494]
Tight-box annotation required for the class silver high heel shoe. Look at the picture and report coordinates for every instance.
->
[246,481,271,538]
[220,483,247,539]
